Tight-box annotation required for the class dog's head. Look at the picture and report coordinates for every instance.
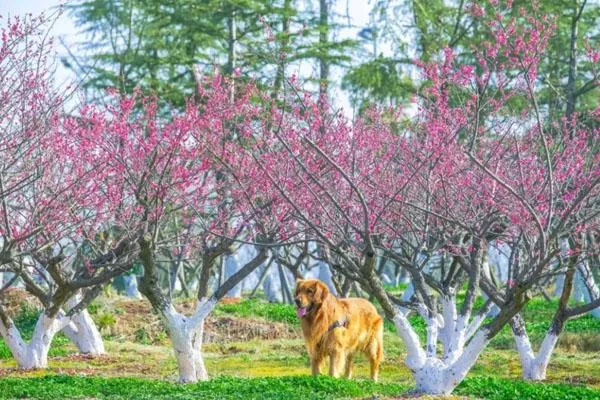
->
[294,279,329,319]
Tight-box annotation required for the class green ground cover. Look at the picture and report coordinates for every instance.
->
[0,294,598,399]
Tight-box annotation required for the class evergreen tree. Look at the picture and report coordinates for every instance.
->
[66,0,357,105]
[344,0,599,119]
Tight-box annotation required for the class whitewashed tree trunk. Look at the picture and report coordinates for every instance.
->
[224,252,242,297]
[317,262,337,295]
[512,317,559,381]
[62,310,105,355]
[160,298,216,383]
[393,307,490,394]
[398,283,414,314]
[123,274,142,299]
[577,262,600,318]
[0,312,70,369]
[61,294,105,355]
[263,263,283,302]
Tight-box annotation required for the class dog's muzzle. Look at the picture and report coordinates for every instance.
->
[296,303,313,318]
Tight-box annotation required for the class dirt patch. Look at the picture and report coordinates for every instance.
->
[204,316,298,343]
[219,297,243,305]
[93,296,300,345]
[0,288,42,316]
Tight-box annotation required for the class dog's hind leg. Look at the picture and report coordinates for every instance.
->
[368,321,384,381]
[344,354,353,379]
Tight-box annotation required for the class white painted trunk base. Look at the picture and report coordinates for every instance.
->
[514,330,558,381]
[171,329,208,383]
[123,274,142,299]
[393,309,490,395]
[62,310,105,355]
[0,313,69,369]
[411,330,489,394]
[159,298,216,383]
[577,262,600,319]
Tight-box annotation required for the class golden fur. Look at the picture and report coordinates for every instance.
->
[294,279,383,380]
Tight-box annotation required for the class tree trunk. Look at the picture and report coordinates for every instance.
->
[250,258,273,297]
[565,0,580,122]
[393,307,490,394]
[61,294,105,355]
[397,282,414,314]
[511,247,576,381]
[0,311,68,369]
[159,299,215,383]
[123,274,142,299]
[263,263,283,302]
[577,261,600,318]
[278,263,293,303]
[317,262,338,295]
[511,314,559,381]
[272,0,291,98]
[224,252,242,297]
[318,0,329,99]
[62,310,105,355]
[227,6,237,102]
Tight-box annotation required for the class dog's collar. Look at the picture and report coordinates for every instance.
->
[328,318,348,331]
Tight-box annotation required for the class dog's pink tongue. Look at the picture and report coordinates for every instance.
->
[296,307,307,318]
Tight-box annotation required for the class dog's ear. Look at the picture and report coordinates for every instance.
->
[295,278,304,288]
[314,281,329,304]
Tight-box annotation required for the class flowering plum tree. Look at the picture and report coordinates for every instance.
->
[229,2,600,394]
[54,76,277,383]
[0,12,139,368]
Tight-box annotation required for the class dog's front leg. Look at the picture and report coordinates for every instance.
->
[311,353,325,376]
[329,349,346,378]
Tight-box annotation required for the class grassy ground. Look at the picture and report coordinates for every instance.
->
[0,292,599,399]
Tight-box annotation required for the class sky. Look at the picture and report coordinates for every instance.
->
[3,0,78,86]
[2,0,376,114]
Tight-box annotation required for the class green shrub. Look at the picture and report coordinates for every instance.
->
[96,312,117,332]
[87,302,101,315]
[134,327,151,345]
[13,302,41,337]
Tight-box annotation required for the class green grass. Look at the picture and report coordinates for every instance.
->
[0,375,598,400]
[0,295,598,398]
[0,375,406,400]
[213,298,298,325]
[455,376,600,400]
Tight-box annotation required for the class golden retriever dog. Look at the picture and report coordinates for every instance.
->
[294,278,383,381]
